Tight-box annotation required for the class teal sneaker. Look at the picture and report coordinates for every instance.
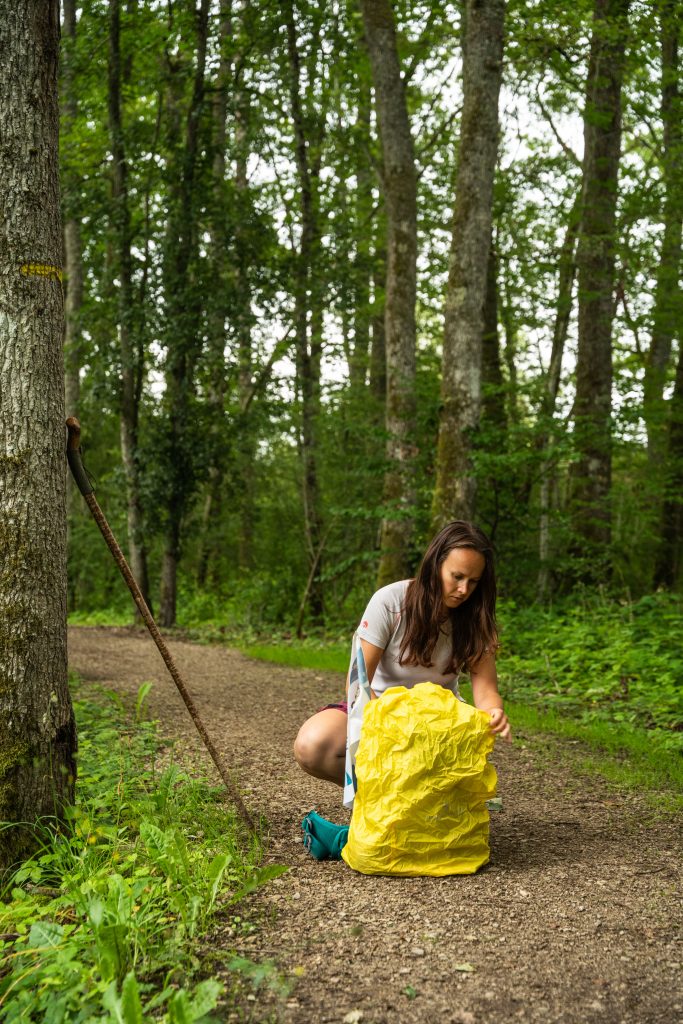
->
[301,811,349,861]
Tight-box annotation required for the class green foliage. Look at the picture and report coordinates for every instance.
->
[497,591,683,742]
[0,682,286,1023]
[60,0,683,628]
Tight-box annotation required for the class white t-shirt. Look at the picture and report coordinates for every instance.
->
[356,579,460,696]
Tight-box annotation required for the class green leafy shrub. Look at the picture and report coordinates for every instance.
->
[0,682,286,1022]
[497,592,683,748]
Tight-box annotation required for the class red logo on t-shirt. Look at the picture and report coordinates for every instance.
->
[362,620,369,628]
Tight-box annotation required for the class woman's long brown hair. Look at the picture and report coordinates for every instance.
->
[398,521,498,674]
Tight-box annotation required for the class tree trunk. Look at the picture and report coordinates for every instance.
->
[234,20,257,573]
[479,234,507,543]
[0,0,76,868]
[197,0,234,587]
[359,0,417,586]
[63,221,83,419]
[350,83,373,393]
[108,0,152,613]
[537,194,580,601]
[571,0,630,568]
[159,0,210,628]
[643,0,683,465]
[481,237,505,431]
[500,278,519,425]
[369,229,387,407]
[432,0,505,528]
[285,0,325,622]
[654,341,683,587]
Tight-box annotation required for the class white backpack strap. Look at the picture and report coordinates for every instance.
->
[348,631,371,705]
[343,633,372,809]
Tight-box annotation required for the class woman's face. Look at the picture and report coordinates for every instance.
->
[440,547,486,610]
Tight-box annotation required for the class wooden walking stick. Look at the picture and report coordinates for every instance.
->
[66,417,256,833]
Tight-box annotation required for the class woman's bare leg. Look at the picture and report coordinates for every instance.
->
[293,708,347,786]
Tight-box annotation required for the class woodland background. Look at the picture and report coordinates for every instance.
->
[0,2,681,1011]
[61,0,683,731]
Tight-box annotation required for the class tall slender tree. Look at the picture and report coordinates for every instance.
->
[285,0,326,622]
[432,0,505,527]
[369,229,387,406]
[359,0,418,586]
[643,0,682,464]
[159,0,211,628]
[349,78,374,395]
[0,0,76,867]
[654,338,683,587]
[108,0,152,611]
[571,0,630,569]
[538,193,580,600]
[198,0,235,587]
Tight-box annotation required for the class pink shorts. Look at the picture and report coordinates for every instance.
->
[317,700,348,714]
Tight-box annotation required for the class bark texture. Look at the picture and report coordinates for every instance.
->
[432,0,505,528]
[359,0,418,586]
[0,0,76,866]
[571,0,630,564]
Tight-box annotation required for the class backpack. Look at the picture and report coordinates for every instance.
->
[341,681,497,876]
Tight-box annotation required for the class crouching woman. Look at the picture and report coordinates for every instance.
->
[294,520,511,786]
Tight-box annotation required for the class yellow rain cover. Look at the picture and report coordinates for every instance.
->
[341,682,497,876]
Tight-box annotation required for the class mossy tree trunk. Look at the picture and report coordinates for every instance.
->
[359,0,418,586]
[571,0,630,576]
[0,0,76,868]
[432,0,505,528]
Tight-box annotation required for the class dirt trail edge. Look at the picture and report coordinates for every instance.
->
[68,626,682,1024]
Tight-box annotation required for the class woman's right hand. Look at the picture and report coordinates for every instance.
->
[487,707,512,743]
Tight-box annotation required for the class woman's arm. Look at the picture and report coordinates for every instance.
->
[470,652,512,742]
[345,638,384,699]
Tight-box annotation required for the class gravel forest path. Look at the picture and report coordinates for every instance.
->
[68,626,682,1024]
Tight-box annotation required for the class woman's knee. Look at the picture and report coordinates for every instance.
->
[293,723,325,772]
[293,716,344,773]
